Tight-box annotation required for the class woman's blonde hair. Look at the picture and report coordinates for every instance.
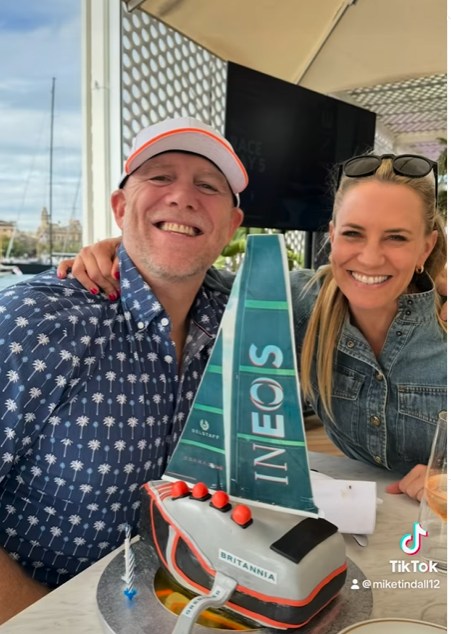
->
[300,157,447,419]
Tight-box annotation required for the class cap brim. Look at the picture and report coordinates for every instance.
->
[120,127,248,196]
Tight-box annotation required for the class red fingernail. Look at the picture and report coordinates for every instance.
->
[56,271,63,278]
[108,292,117,301]
[90,288,99,295]
[114,271,120,280]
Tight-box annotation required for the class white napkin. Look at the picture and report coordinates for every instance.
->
[311,472,377,535]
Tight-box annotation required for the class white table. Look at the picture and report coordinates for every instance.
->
[0,452,446,632]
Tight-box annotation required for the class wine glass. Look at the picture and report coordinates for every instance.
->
[419,410,447,573]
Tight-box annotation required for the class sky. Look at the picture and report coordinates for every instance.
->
[0,1,81,233]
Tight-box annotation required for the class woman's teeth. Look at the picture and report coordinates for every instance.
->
[351,272,389,285]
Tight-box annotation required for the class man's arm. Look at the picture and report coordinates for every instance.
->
[0,548,49,624]
[0,281,88,624]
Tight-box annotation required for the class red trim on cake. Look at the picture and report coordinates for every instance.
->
[147,481,348,607]
[224,587,344,630]
[232,561,348,605]
[144,481,347,630]
[149,498,169,569]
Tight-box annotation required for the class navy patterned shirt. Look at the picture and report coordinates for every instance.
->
[0,246,228,587]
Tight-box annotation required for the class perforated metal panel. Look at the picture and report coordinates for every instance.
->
[121,8,226,153]
[342,74,447,160]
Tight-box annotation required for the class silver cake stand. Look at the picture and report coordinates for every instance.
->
[97,540,372,634]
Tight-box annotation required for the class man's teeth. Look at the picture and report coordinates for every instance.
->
[158,222,198,236]
[351,272,389,285]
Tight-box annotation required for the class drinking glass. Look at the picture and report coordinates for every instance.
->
[418,411,447,573]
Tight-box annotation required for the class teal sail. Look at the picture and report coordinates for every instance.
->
[164,234,318,516]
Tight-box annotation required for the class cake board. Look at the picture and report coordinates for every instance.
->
[97,539,372,634]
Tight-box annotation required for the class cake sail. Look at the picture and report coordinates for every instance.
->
[163,233,318,516]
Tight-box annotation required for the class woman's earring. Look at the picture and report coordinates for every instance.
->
[415,264,425,274]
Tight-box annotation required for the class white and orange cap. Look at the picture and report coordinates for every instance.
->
[119,117,248,206]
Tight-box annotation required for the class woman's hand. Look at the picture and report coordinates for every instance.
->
[57,237,122,298]
[385,464,427,501]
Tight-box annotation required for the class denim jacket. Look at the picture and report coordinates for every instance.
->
[206,267,447,475]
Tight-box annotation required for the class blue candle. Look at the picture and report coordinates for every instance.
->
[122,524,137,600]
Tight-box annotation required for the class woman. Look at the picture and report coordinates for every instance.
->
[58,153,447,501]
[295,154,446,500]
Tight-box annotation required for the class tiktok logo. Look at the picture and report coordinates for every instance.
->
[400,521,428,555]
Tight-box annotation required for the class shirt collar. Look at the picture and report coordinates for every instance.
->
[117,244,226,336]
[118,245,165,327]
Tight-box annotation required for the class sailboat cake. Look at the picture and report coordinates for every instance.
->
[139,235,347,631]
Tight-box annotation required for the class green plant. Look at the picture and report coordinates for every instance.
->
[437,137,447,223]
[214,227,303,271]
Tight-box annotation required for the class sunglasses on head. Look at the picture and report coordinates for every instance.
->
[338,153,438,199]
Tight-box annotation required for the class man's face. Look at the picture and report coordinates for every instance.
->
[111,152,243,284]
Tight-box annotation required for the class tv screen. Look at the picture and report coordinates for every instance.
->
[225,62,376,232]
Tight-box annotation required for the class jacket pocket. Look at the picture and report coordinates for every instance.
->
[398,385,447,425]
[332,365,365,401]
[396,385,447,464]
[313,365,365,440]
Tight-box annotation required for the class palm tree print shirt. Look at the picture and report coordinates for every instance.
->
[0,245,228,587]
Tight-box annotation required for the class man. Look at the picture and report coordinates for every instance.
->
[0,117,245,622]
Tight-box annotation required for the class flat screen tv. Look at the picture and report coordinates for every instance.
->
[225,62,376,232]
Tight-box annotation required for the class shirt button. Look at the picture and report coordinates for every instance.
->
[370,415,381,427]
[374,455,382,464]
[346,340,355,349]
[407,299,413,305]
[405,310,411,316]
[396,331,402,336]
[375,371,384,382]
[161,317,169,327]
[137,321,145,329]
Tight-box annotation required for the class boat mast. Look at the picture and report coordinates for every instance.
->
[48,77,55,265]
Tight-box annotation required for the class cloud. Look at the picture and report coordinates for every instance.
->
[0,1,81,233]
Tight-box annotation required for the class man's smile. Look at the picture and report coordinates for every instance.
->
[155,221,202,236]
